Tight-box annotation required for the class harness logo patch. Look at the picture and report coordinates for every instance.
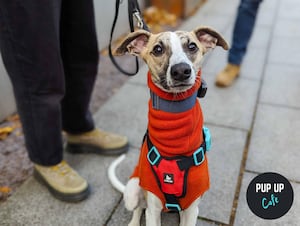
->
[163,173,174,184]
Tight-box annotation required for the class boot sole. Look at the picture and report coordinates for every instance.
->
[65,142,129,155]
[34,169,90,202]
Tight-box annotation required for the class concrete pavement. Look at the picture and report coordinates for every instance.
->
[0,0,299,225]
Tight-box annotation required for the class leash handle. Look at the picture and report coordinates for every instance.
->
[109,0,149,76]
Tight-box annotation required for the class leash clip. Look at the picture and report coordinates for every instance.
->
[133,10,144,29]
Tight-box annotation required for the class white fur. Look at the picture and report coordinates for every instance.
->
[124,178,142,211]
[145,192,163,226]
[166,33,196,90]
[108,154,126,193]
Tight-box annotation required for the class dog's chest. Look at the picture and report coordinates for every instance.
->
[147,89,204,158]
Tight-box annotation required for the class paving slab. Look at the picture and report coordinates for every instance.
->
[203,39,267,81]
[200,71,260,130]
[255,0,278,27]
[182,12,233,34]
[277,0,300,20]
[196,0,240,16]
[126,62,148,86]
[268,37,300,66]
[197,125,247,224]
[233,172,300,226]
[201,45,229,77]
[246,104,300,182]
[273,18,300,38]
[260,64,300,108]
[239,48,267,81]
[248,25,272,50]
[94,81,149,148]
[0,153,122,225]
[178,0,238,33]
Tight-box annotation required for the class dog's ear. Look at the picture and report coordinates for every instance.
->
[193,26,229,53]
[114,30,151,56]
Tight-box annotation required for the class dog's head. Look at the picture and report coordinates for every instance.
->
[115,27,228,93]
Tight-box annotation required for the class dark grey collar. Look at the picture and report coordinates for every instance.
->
[150,91,198,113]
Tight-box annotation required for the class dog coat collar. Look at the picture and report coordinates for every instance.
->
[147,70,207,113]
[130,71,210,211]
[150,91,198,113]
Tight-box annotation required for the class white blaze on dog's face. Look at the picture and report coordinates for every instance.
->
[115,27,228,93]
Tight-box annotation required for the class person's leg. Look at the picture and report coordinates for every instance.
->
[215,0,263,87]
[229,0,263,65]
[59,0,129,155]
[60,0,98,134]
[0,0,64,166]
[0,0,89,202]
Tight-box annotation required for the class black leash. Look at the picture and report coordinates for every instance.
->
[109,0,149,76]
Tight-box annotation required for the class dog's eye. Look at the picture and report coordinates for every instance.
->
[188,42,198,52]
[152,45,164,56]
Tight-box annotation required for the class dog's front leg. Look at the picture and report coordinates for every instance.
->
[128,206,143,226]
[179,198,200,226]
[145,192,162,226]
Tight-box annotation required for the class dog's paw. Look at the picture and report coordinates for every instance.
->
[124,178,141,211]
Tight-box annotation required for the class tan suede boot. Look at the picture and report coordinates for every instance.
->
[65,128,129,155]
[215,63,240,87]
[34,160,89,202]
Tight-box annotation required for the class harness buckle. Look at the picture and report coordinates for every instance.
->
[165,203,182,212]
[203,126,211,151]
[193,147,205,166]
[147,146,161,166]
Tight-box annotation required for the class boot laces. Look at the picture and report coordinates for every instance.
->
[50,161,73,176]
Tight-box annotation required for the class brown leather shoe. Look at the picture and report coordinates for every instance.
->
[215,63,240,87]
[34,160,90,202]
[65,129,129,155]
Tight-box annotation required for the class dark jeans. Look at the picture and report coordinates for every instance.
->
[0,0,99,166]
[229,0,263,65]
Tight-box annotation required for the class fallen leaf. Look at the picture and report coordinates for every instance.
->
[0,186,12,194]
[0,127,14,140]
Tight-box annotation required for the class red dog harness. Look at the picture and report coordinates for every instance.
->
[146,127,210,211]
[131,71,211,212]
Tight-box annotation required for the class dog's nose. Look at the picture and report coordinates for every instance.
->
[171,63,192,80]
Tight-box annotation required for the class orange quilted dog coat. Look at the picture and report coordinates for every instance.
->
[131,71,210,211]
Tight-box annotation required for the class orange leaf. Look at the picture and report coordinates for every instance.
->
[0,186,12,194]
[0,127,13,140]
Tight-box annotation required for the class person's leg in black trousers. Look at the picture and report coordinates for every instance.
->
[0,0,128,202]
[60,0,98,134]
[59,0,129,156]
[0,0,66,166]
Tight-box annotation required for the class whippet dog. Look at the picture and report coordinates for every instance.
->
[108,27,228,226]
